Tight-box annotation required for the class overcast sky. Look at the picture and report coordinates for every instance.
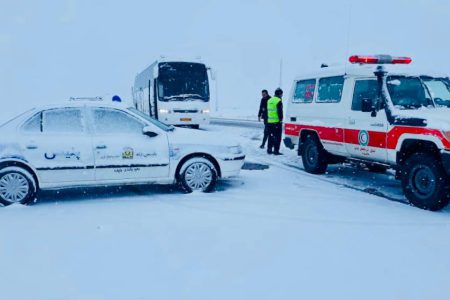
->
[1,0,449,118]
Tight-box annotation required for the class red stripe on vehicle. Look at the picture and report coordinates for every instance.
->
[285,123,450,150]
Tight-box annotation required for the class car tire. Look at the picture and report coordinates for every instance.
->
[301,135,328,174]
[179,157,218,193]
[401,153,450,211]
[367,163,389,173]
[0,167,37,206]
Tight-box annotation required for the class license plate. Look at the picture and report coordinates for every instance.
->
[180,118,192,122]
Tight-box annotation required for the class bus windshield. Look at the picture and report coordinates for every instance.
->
[158,62,210,102]
[421,77,450,108]
[386,76,433,109]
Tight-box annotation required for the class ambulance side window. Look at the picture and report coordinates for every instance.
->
[317,76,344,103]
[293,79,316,103]
[352,80,378,111]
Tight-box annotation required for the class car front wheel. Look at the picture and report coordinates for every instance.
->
[179,157,217,193]
[401,153,449,211]
[0,167,37,206]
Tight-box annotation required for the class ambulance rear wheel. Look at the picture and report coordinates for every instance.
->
[401,153,449,211]
[302,135,328,174]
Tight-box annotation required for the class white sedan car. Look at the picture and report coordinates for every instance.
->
[0,102,245,206]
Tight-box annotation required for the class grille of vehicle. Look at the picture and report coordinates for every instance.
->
[173,109,199,113]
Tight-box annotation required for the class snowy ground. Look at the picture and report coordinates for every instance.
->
[1,124,450,300]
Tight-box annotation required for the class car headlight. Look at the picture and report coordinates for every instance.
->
[228,145,243,155]
[201,109,210,114]
[159,108,170,114]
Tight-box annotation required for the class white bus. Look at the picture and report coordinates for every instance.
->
[132,59,211,128]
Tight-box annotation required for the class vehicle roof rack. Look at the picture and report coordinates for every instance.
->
[69,97,103,101]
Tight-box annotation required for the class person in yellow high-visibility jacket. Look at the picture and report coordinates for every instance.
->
[266,88,284,155]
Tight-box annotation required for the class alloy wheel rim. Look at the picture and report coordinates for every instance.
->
[0,173,29,203]
[185,163,213,191]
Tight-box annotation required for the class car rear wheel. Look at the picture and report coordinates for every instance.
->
[0,167,37,206]
[179,157,217,193]
[301,135,328,174]
[401,153,449,211]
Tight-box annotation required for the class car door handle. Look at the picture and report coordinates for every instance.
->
[26,144,38,150]
[96,145,107,149]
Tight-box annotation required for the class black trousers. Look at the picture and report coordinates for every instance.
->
[261,122,269,147]
[267,123,282,153]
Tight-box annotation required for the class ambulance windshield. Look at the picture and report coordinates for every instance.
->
[421,77,450,108]
[386,76,433,109]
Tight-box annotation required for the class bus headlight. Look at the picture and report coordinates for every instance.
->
[201,109,210,114]
[228,145,243,155]
[159,108,170,114]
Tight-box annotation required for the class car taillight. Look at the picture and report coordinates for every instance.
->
[349,55,412,65]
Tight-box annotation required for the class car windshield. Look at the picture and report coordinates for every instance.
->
[386,76,433,109]
[157,62,210,102]
[421,77,450,108]
[128,107,175,132]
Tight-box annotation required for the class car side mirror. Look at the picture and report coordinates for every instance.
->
[143,126,158,137]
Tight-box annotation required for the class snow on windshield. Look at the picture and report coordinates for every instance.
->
[422,78,450,107]
[386,76,432,109]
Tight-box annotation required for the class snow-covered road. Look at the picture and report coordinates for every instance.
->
[1,124,450,300]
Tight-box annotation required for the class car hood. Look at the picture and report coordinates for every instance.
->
[392,107,450,131]
[167,127,240,147]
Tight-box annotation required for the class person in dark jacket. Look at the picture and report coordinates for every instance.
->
[258,89,271,149]
[266,88,284,155]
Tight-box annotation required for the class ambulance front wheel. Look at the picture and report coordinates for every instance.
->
[402,153,449,211]
[301,135,328,174]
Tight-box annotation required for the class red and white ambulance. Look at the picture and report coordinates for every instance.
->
[284,55,450,210]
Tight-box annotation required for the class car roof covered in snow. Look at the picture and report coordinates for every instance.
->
[34,100,131,111]
[0,101,133,130]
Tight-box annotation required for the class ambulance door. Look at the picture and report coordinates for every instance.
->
[345,79,389,162]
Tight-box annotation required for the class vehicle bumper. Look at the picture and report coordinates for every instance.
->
[159,113,210,126]
[219,155,246,178]
[442,151,450,175]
